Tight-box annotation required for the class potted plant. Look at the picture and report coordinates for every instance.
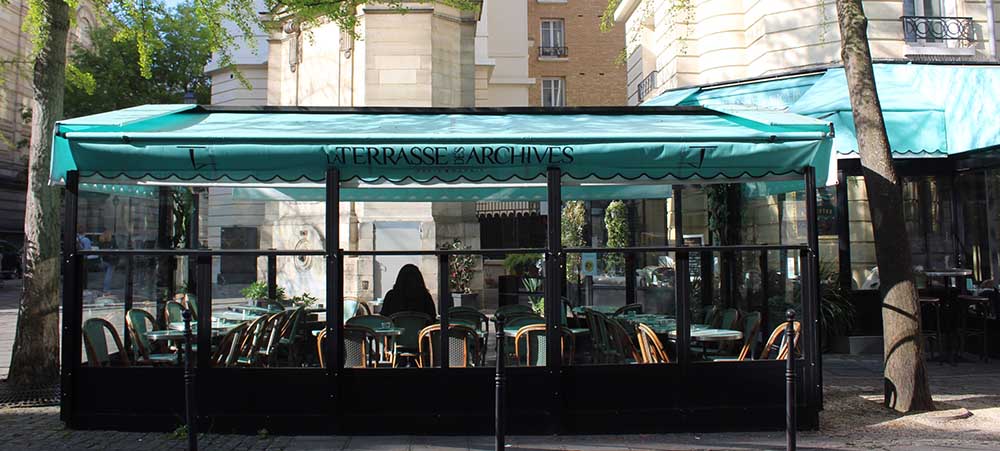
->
[241,280,287,307]
[440,239,479,308]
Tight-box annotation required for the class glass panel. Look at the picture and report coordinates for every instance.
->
[82,254,188,368]
[957,172,990,282]
[559,182,678,366]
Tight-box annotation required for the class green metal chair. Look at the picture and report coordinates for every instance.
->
[82,318,130,367]
[449,307,489,364]
[390,311,433,367]
[584,310,613,364]
[164,300,185,325]
[495,304,534,318]
[274,307,305,365]
[125,308,177,365]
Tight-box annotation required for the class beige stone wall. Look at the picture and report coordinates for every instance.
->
[528,0,628,106]
[0,2,96,238]
[474,0,533,106]
[211,66,268,106]
[619,0,1000,105]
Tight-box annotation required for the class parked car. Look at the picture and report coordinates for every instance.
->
[0,240,23,279]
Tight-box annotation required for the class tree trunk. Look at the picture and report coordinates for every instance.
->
[8,0,71,386]
[835,0,934,412]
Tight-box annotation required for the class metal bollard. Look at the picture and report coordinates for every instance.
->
[182,308,198,451]
[785,309,796,451]
[495,314,506,451]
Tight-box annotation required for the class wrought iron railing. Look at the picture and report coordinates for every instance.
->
[636,70,658,102]
[901,16,974,45]
[538,46,568,58]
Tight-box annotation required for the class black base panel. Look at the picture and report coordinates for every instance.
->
[68,362,820,434]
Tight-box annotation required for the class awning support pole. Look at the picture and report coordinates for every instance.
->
[325,167,342,432]
[438,254,451,369]
[673,186,691,368]
[60,170,80,426]
[544,167,563,433]
[804,167,821,409]
[836,170,852,291]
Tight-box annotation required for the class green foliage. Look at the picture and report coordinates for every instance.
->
[64,3,213,118]
[562,201,586,282]
[522,277,544,316]
[169,188,193,249]
[241,281,286,301]
[290,292,318,308]
[502,253,541,276]
[603,200,628,275]
[440,239,476,294]
[600,0,622,32]
[170,424,188,440]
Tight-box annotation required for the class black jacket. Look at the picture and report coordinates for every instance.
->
[380,288,437,318]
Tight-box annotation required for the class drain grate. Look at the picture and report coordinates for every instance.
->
[0,381,60,408]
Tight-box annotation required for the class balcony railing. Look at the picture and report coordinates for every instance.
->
[636,70,658,102]
[538,46,568,58]
[901,16,974,45]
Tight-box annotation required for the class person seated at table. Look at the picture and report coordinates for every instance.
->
[379,264,437,319]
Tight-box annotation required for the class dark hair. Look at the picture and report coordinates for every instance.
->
[393,264,429,294]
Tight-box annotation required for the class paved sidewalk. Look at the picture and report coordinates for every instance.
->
[0,355,997,450]
[0,278,21,380]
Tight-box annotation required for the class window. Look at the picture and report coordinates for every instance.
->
[540,19,566,57]
[542,78,565,107]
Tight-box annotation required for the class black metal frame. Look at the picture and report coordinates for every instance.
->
[60,166,823,434]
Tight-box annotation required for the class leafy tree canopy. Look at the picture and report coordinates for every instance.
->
[65,2,213,118]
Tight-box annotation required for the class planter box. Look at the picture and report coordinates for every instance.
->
[453,293,480,309]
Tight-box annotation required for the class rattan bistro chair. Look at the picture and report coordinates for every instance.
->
[635,323,670,364]
[390,311,433,367]
[606,317,641,364]
[212,322,248,367]
[82,318,130,367]
[316,325,378,368]
[348,314,393,363]
[125,308,177,365]
[514,324,575,366]
[235,315,270,366]
[417,324,482,368]
[761,320,802,360]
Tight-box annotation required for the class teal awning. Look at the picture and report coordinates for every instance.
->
[790,66,947,157]
[647,64,1000,159]
[232,184,677,202]
[50,105,832,201]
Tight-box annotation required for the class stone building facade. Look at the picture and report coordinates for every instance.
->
[527,0,627,106]
[615,0,999,105]
[206,1,539,306]
[0,1,97,243]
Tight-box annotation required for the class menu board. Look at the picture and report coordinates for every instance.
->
[683,234,704,280]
